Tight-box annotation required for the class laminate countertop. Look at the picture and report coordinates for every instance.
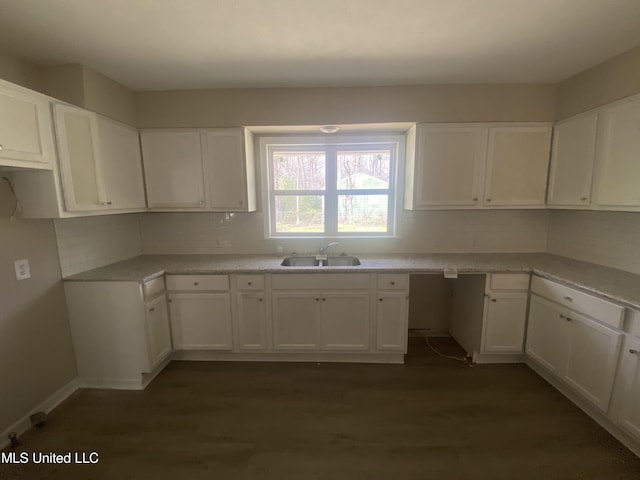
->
[64,253,640,310]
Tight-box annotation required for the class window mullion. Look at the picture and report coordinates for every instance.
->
[325,146,338,236]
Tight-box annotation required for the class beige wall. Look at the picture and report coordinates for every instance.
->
[39,64,86,108]
[135,84,557,128]
[0,53,78,435]
[556,44,640,120]
[82,67,137,125]
[0,50,42,91]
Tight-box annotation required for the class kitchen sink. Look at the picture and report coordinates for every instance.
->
[323,256,361,266]
[280,255,361,267]
[280,256,321,267]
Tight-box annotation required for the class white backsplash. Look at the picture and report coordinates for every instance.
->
[140,210,549,255]
[54,214,142,277]
[547,210,640,275]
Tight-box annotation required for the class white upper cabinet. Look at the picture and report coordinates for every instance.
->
[484,126,552,207]
[54,103,147,213]
[409,125,486,208]
[0,79,55,169]
[140,130,206,209]
[203,128,256,211]
[547,113,598,208]
[54,103,107,211]
[141,128,256,212]
[593,96,640,209]
[96,116,146,210]
[405,123,551,210]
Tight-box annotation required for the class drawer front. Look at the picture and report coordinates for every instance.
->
[272,274,370,290]
[166,274,229,292]
[377,274,409,291]
[531,276,624,329]
[236,274,265,291]
[143,276,166,300]
[489,273,530,291]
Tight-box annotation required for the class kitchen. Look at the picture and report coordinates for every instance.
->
[2,1,640,477]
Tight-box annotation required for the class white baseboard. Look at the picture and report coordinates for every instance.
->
[526,358,640,459]
[172,351,405,364]
[0,377,80,451]
[473,351,525,364]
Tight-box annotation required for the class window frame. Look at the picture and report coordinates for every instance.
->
[259,134,405,238]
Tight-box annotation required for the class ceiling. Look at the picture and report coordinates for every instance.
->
[1,0,640,91]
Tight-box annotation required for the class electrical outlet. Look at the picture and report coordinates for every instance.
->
[14,259,31,280]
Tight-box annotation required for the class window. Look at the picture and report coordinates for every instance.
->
[262,135,402,237]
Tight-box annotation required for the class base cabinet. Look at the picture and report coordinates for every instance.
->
[235,292,268,350]
[320,292,370,350]
[144,293,172,370]
[615,337,640,441]
[168,293,232,350]
[526,295,572,374]
[376,292,408,351]
[272,293,321,350]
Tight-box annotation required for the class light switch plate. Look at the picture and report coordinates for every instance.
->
[14,259,31,280]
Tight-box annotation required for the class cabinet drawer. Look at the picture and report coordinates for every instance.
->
[143,276,165,300]
[531,276,624,329]
[377,274,409,291]
[489,273,530,291]
[166,275,229,292]
[272,274,370,290]
[236,275,264,291]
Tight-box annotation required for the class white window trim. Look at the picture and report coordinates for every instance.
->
[259,134,406,239]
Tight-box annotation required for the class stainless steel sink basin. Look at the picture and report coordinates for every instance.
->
[280,256,321,267]
[280,255,361,267]
[324,256,361,266]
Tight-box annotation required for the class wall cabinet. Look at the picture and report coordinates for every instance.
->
[481,274,529,354]
[166,275,232,350]
[527,277,624,412]
[0,79,55,169]
[593,96,640,209]
[141,128,256,212]
[405,123,551,210]
[547,113,598,208]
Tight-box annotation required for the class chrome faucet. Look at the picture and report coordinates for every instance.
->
[319,242,340,255]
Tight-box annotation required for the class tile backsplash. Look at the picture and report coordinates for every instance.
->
[54,214,142,277]
[139,209,550,256]
[547,210,640,275]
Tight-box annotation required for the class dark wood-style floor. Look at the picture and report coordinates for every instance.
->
[2,337,639,480]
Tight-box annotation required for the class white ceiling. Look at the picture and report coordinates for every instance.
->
[1,0,640,91]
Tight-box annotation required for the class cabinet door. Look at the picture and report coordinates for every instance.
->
[547,113,597,207]
[594,97,640,208]
[617,337,640,441]
[168,293,232,350]
[203,129,253,211]
[484,126,551,207]
[482,292,528,354]
[96,116,146,210]
[563,311,622,412]
[320,292,370,351]
[236,292,268,350]
[0,83,54,168]
[144,294,172,371]
[413,125,486,208]
[376,292,408,352]
[526,295,571,374]
[272,292,320,350]
[140,130,206,209]
[54,104,107,211]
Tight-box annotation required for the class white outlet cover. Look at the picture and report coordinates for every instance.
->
[14,259,31,281]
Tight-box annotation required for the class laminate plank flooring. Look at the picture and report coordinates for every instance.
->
[2,337,639,479]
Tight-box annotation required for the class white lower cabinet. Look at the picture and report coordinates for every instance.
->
[144,293,172,369]
[615,336,640,441]
[321,292,370,350]
[376,292,408,351]
[526,295,572,374]
[272,292,321,350]
[168,293,232,350]
[236,292,268,350]
[527,277,625,413]
[481,273,529,354]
